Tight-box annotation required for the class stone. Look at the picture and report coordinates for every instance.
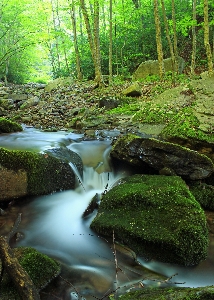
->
[122,82,142,97]
[110,134,214,180]
[91,174,208,266]
[19,96,40,109]
[0,147,76,201]
[0,118,23,133]
[8,94,28,101]
[133,56,185,79]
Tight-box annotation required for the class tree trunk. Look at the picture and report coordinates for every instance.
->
[204,0,213,75]
[69,0,83,80]
[153,0,164,79]
[79,0,102,85]
[109,0,113,84]
[191,0,197,76]
[93,0,102,84]
[160,0,176,81]
[171,0,178,72]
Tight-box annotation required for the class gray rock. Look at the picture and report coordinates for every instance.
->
[110,135,214,180]
[133,57,185,79]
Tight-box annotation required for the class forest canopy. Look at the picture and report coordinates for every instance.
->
[0,0,213,84]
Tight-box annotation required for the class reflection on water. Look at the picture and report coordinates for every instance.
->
[0,128,214,299]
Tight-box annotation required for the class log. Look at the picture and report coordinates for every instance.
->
[0,236,40,300]
[0,213,40,300]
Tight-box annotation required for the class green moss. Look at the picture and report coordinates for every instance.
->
[107,103,140,115]
[161,107,214,143]
[91,175,208,266]
[189,182,214,210]
[118,286,214,300]
[132,102,177,124]
[0,117,23,133]
[0,147,74,195]
[1,247,61,299]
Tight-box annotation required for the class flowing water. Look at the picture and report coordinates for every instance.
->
[0,127,214,299]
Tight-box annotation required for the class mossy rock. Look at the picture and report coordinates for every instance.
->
[0,118,23,133]
[189,182,214,211]
[1,247,61,299]
[91,175,208,266]
[118,286,214,300]
[160,107,214,144]
[0,147,75,200]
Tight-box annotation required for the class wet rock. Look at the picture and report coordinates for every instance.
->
[0,147,76,201]
[45,147,83,178]
[110,134,214,180]
[91,174,208,266]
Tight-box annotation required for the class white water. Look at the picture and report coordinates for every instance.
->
[1,129,214,299]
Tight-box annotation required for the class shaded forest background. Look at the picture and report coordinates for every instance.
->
[0,0,213,84]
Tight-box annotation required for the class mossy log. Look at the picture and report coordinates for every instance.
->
[0,236,40,300]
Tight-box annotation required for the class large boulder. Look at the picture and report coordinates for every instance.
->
[91,174,208,266]
[110,134,214,180]
[133,56,185,79]
[0,147,78,201]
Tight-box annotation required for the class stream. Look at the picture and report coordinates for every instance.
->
[0,127,214,299]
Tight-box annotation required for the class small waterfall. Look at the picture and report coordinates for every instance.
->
[69,162,85,191]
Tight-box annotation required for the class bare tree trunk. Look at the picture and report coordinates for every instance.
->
[153,0,164,79]
[172,0,178,72]
[50,0,61,74]
[160,0,176,82]
[109,0,113,84]
[69,0,83,80]
[93,0,102,84]
[79,0,102,85]
[204,0,213,75]
[191,0,197,76]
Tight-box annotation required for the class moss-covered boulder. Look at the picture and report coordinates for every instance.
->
[0,147,76,201]
[118,286,214,300]
[1,247,61,299]
[91,175,208,266]
[0,118,23,133]
[111,134,214,180]
[189,182,214,211]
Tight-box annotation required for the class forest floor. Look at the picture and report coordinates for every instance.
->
[0,72,213,142]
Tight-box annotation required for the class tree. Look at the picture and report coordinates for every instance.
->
[191,0,197,76]
[153,0,164,78]
[160,0,176,79]
[203,0,213,75]
[109,0,113,84]
[79,0,102,85]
